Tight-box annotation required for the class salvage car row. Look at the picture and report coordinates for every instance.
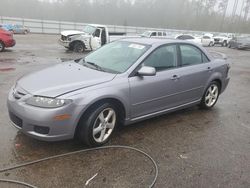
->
[58,24,250,52]
[1,23,250,53]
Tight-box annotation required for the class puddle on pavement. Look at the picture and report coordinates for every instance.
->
[0,58,17,65]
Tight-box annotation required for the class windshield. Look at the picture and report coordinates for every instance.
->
[83,25,97,34]
[141,31,151,37]
[82,41,150,73]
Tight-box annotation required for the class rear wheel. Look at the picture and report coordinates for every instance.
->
[0,41,5,52]
[73,41,85,53]
[222,41,227,47]
[77,103,117,146]
[200,81,220,109]
[208,42,213,47]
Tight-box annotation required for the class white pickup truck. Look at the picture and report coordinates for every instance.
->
[213,34,233,47]
[59,24,114,52]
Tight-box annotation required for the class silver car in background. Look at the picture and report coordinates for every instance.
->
[7,38,230,146]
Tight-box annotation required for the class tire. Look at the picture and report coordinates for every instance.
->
[200,81,220,109]
[208,42,213,47]
[222,41,227,47]
[228,43,231,48]
[73,41,85,53]
[77,103,118,146]
[0,41,5,52]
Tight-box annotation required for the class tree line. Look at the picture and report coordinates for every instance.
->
[0,0,250,33]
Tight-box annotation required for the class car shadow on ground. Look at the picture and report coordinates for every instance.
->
[11,105,218,162]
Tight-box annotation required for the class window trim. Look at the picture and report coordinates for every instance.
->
[129,43,180,77]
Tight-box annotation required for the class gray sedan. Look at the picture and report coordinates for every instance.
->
[228,36,250,50]
[7,38,230,146]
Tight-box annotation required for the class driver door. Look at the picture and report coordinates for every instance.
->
[128,44,181,119]
[91,28,102,50]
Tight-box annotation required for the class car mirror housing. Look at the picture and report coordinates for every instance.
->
[137,66,156,76]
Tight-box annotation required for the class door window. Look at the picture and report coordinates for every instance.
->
[151,32,157,37]
[203,36,210,39]
[158,32,162,36]
[180,45,203,66]
[143,45,177,71]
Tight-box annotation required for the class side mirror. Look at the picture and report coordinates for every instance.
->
[137,66,156,76]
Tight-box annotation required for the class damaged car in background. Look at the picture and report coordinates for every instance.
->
[7,38,230,146]
[59,24,127,52]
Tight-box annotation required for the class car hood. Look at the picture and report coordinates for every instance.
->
[17,61,116,97]
[61,30,87,36]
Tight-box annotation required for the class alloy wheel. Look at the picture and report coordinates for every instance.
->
[92,108,116,143]
[205,84,219,107]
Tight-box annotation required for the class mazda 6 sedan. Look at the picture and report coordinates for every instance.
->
[7,38,230,146]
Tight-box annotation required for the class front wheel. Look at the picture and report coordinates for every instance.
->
[73,41,85,53]
[0,41,5,52]
[200,82,220,109]
[208,42,213,47]
[77,103,117,146]
[222,41,227,47]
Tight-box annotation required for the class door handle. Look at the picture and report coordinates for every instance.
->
[171,75,180,80]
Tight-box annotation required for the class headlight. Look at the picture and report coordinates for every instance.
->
[26,96,72,108]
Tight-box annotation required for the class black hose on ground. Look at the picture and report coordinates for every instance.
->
[0,145,158,188]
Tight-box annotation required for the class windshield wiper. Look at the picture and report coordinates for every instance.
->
[85,61,105,72]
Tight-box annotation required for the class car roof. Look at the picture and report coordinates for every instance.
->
[120,37,190,46]
[89,24,106,28]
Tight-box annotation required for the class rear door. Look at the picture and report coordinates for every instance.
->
[175,44,212,103]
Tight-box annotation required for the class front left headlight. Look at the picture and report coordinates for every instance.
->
[26,96,72,108]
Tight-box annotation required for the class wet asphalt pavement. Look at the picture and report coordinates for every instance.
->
[0,34,249,188]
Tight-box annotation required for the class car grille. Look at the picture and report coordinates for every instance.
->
[9,111,23,128]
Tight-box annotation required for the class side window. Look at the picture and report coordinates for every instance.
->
[158,32,162,36]
[151,32,157,37]
[143,45,177,71]
[94,29,101,37]
[184,35,194,40]
[163,32,166,36]
[177,35,184,40]
[203,36,210,39]
[202,53,209,63]
[180,45,203,66]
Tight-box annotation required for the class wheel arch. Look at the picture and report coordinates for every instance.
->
[212,78,222,93]
[69,40,86,49]
[204,73,223,95]
[0,40,5,51]
[74,97,127,137]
